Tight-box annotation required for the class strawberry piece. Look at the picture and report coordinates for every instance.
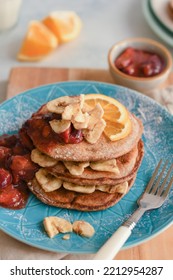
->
[115,47,134,69]
[0,146,11,166]
[0,184,28,209]
[123,64,138,76]
[142,63,154,77]
[69,127,83,144]
[142,54,163,77]
[0,134,18,148]
[12,141,29,155]
[57,125,83,144]
[19,127,34,150]
[10,154,39,183]
[0,168,12,189]
[58,125,71,143]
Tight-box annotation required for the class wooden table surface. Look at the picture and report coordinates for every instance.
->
[6,66,173,260]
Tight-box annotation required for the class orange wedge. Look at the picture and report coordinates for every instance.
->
[84,94,132,141]
[17,21,58,61]
[42,11,82,43]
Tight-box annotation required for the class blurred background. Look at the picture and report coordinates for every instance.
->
[0,0,172,82]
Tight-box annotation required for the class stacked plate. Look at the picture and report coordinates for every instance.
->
[143,0,173,47]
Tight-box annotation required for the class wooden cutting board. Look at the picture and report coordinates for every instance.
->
[6,66,173,260]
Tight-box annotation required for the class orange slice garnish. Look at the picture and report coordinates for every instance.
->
[84,94,132,141]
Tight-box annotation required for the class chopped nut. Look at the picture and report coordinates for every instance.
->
[62,104,78,120]
[43,216,72,238]
[35,168,62,192]
[63,161,89,176]
[62,234,70,240]
[83,119,106,144]
[49,119,71,134]
[63,182,95,193]
[47,95,106,144]
[62,102,90,129]
[72,220,95,238]
[83,103,92,112]
[82,104,106,144]
[72,112,90,130]
[31,149,57,167]
[90,159,120,174]
[87,103,104,130]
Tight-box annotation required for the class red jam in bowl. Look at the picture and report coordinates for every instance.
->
[114,47,165,77]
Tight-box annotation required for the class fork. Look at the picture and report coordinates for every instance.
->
[93,160,173,260]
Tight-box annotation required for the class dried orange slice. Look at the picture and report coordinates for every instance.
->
[42,11,82,43]
[84,94,131,141]
[17,21,58,61]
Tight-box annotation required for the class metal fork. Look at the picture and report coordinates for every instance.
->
[93,160,173,260]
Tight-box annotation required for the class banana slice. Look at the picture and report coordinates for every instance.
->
[96,181,128,194]
[63,161,89,176]
[35,168,62,192]
[47,95,84,114]
[82,104,106,144]
[73,221,95,238]
[63,182,95,193]
[43,216,72,238]
[49,119,71,134]
[83,119,106,144]
[90,158,120,174]
[87,103,104,130]
[31,149,57,167]
[72,112,90,130]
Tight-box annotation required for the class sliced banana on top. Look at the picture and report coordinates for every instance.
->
[49,119,71,134]
[87,103,104,130]
[83,118,106,144]
[47,95,84,114]
[82,104,106,144]
[31,149,57,167]
[35,168,62,192]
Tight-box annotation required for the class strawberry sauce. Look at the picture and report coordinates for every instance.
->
[115,47,165,77]
[0,112,83,210]
[0,134,38,210]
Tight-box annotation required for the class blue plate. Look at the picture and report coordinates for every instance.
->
[0,81,173,254]
[143,0,173,47]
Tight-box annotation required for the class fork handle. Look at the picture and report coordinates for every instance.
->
[93,226,131,260]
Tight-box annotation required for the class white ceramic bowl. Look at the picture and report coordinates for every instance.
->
[108,37,173,92]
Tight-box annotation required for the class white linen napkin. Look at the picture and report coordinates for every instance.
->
[0,86,173,260]
[145,85,173,114]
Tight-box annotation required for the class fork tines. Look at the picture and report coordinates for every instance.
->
[145,159,173,197]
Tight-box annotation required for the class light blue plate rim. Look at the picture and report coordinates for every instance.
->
[0,80,172,254]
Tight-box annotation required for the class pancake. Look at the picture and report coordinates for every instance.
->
[47,140,142,183]
[28,140,143,211]
[25,111,143,162]
[48,140,144,186]
[25,94,144,211]
[28,176,136,211]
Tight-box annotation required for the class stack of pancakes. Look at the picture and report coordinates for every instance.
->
[23,95,144,211]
